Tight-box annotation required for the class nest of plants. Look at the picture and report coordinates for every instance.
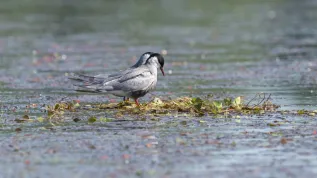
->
[96,95,279,116]
[15,93,283,124]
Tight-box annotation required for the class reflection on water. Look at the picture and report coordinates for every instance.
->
[0,0,317,110]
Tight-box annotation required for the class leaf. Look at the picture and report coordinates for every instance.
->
[267,123,277,127]
[37,117,44,122]
[14,119,24,123]
[23,115,30,120]
[308,112,315,116]
[15,115,32,123]
[192,97,203,111]
[74,103,80,107]
[100,118,113,122]
[231,141,236,147]
[66,103,74,110]
[48,110,54,117]
[54,104,60,110]
[88,116,97,123]
[211,108,218,114]
[297,110,305,115]
[223,98,232,106]
[233,96,241,106]
[232,96,242,110]
[152,97,163,105]
[212,101,223,110]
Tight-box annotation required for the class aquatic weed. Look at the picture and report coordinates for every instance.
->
[37,93,287,124]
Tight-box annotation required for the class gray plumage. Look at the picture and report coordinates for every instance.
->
[69,52,154,85]
[70,53,165,106]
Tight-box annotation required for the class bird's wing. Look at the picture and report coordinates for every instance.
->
[94,73,109,78]
[70,72,122,87]
[117,66,151,83]
[95,66,156,93]
[81,67,138,86]
[69,63,146,86]
[107,66,139,78]
[72,66,156,96]
[115,71,156,92]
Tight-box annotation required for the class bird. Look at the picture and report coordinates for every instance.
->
[71,53,165,106]
[69,52,155,100]
[69,52,154,84]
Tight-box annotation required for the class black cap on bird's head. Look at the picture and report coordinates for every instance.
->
[143,51,154,56]
[145,53,165,76]
[131,52,154,68]
[140,52,154,63]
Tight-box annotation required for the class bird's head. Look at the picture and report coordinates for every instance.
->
[145,53,165,76]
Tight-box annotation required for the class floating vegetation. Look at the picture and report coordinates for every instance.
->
[96,95,279,116]
[42,94,280,121]
[45,101,79,123]
[13,101,80,124]
[15,93,317,124]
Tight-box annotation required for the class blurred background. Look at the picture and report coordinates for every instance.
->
[1,0,317,109]
[2,1,317,178]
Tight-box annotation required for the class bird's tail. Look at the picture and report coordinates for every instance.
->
[68,73,106,86]
[68,73,97,82]
[75,88,102,93]
[69,73,117,94]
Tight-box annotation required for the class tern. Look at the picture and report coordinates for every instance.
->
[71,53,165,106]
[70,52,154,84]
[69,52,154,100]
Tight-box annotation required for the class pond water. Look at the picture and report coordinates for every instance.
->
[1,0,317,177]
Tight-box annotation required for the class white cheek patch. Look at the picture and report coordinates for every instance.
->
[148,57,159,68]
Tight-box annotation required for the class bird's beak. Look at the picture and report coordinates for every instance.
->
[160,67,165,76]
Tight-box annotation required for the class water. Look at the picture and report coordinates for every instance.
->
[1,0,317,177]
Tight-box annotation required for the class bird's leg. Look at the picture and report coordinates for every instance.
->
[134,98,140,107]
[123,97,130,102]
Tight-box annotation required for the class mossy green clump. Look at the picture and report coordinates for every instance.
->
[17,93,317,125]
[31,95,280,123]
[12,101,80,125]
[96,96,279,116]
[44,101,79,123]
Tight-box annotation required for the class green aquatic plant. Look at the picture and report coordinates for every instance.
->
[45,101,79,123]
[12,94,282,124]
[16,93,317,125]
[13,94,282,125]
[94,95,279,116]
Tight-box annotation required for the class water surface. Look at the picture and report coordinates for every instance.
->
[1,0,317,177]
